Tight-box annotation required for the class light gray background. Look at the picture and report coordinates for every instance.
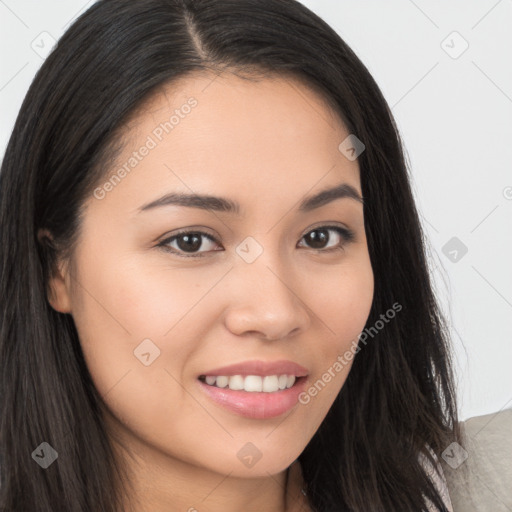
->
[1,0,511,421]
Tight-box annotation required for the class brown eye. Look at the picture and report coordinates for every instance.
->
[157,225,355,259]
[158,230,220,258]
[299,226,354,251]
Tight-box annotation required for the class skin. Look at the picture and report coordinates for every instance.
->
[42,71,374,512]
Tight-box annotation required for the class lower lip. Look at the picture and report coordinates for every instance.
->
[197,377,308,419]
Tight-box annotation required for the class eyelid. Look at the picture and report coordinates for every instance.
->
[156,228,220,257]
[301,221,351,236]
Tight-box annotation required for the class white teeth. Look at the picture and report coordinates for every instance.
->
[244,375,263,392]
[262,375,279,392]
[215,376,229,388]
[228,375,244,390]
[202,374,298,392]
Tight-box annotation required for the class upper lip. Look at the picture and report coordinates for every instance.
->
[199,360,309,378]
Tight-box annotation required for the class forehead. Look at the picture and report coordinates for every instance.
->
[87,71,361,218]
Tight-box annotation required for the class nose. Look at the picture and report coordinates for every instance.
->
[222,253,311,341]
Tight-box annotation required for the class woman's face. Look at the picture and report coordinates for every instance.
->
[47,72,373,484]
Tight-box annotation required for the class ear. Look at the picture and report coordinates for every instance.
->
[37,228,72,314]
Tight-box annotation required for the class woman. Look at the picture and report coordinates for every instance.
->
[0,0,465,510]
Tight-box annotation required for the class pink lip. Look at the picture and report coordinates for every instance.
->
[197,376,309,419]
[199,359,309,377]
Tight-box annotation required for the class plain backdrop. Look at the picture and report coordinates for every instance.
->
[1,0,511,421]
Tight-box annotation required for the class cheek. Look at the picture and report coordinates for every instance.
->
[67,251,211,408]
[316,258,374,348]
[72,249,215,345]
[301,258,373,409]
[68,254,208,462]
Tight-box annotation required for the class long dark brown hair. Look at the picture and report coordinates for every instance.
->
[0,0,464,510]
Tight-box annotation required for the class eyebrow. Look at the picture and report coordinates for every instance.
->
[137,183,363,215]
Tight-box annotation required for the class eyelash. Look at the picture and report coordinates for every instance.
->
[156,225,355,259]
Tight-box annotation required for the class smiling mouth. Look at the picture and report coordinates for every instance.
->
[198,374,306,393]
[197,373,309,419]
